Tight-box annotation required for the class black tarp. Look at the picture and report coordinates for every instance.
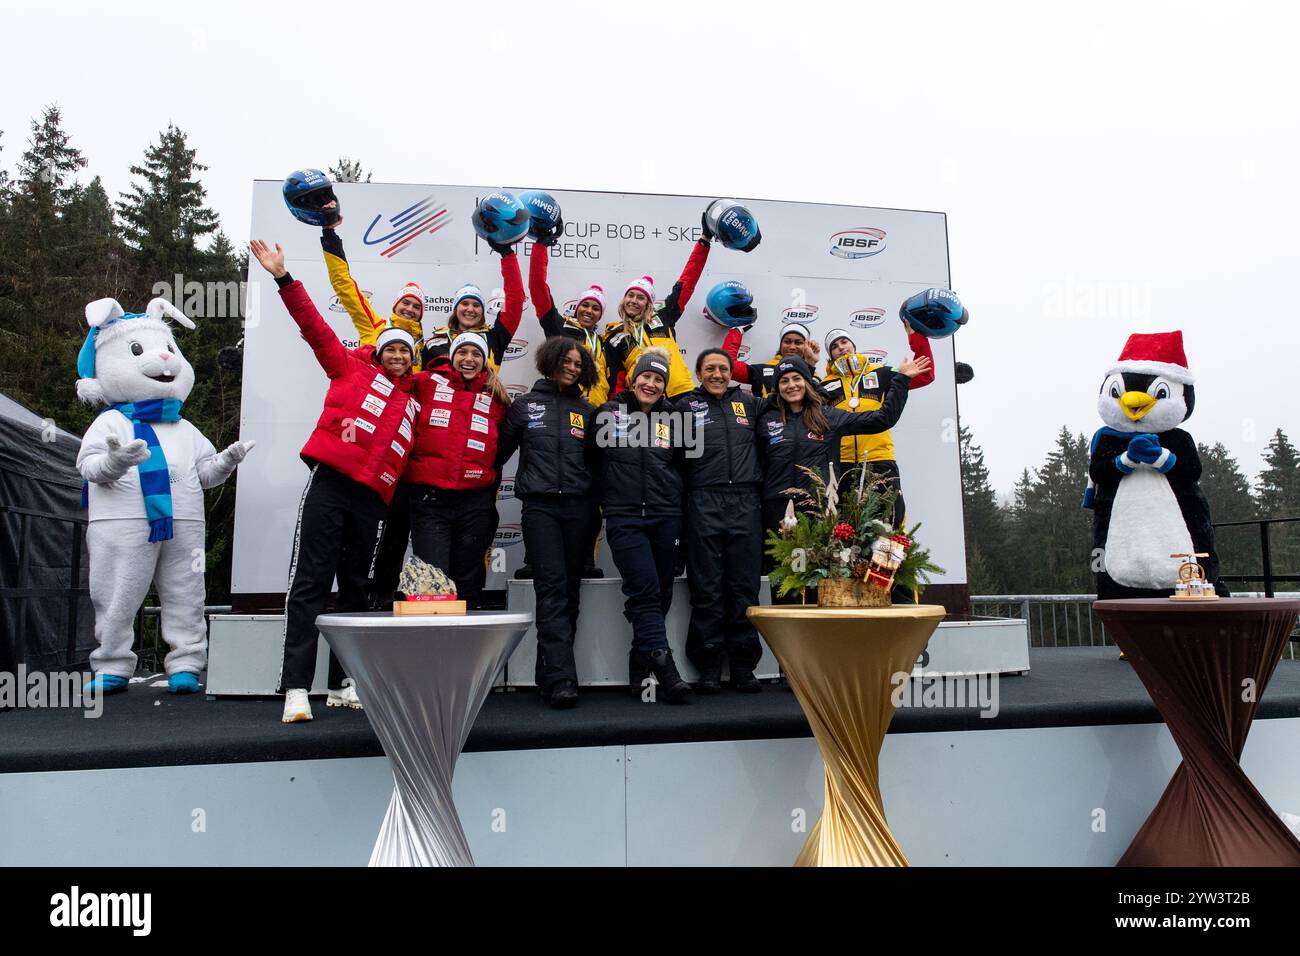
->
[0,394,94,673]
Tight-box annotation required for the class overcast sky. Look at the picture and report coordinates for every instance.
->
[5,0,1296,494]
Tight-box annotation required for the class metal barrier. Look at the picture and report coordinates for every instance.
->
[0,504,89,668]
[971,593,1300,659]
[1213,517,1300,597]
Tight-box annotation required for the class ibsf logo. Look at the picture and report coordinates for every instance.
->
[829,227,887,260]
[363,194,453,259]
[487,292,505,319]
[781,305,820,325]
[736,345,752,362]
[329,291,373,313]
[863,349,888,366]
[506,383,528,399]
[503,340,529,361]
[498,475,516,499]
[850,307,887,329]
[495,524,524,547]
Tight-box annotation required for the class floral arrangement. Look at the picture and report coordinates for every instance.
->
[765,463,945,603]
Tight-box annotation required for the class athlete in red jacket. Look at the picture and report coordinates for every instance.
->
[406,331,511,608]
[252,241,419,723]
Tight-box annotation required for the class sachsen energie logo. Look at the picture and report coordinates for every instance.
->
[829,227,887,260]
[363,195,452,259]
[781,305,820,325]
[850,307,887,329]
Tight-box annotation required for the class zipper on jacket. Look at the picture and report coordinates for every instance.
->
[721,392,735,484]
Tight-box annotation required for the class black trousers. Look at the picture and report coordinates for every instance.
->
[369,483,412,608]
[685,488,762,667]
[762,497,817,606]
[408,484,498,609]
[837,458,905,527]
[521,495,598,692]
[280,465,387,692]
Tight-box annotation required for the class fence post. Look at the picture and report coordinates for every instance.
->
[1260,522,1274,598]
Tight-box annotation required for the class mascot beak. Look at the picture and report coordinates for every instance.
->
[1120,390,1156,421]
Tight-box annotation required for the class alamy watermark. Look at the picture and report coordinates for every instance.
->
[152,274,250,322]
[891,670,1000,719]
[0,667,104,718]
[594,409,703,458]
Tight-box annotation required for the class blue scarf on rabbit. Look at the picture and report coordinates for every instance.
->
[80,399,184,542]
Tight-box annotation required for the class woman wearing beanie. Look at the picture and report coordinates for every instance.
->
[591,347,692,702]
[406,331,512,608]
[820,322,935,526]
[495,337,600,708]
[528,236,615,406]
[722,322,823,398]
[422,241,525,371]
[758,352,932,604]
[251,241,419,724]
[601,205,719,399]
[673,348,764,693]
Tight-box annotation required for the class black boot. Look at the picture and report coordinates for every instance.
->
[692,643,723,695]
[514,564,535,580]
[629,650,651,698]
[581,564,604,579]
[549,679,578,709]
[730,663,762,694]
[647,648,692,704]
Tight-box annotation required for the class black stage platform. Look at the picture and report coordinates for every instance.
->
[3,647,1299,774]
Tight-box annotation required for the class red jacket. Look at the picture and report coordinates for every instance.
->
[278,278,417,504]
[405,369,508,490]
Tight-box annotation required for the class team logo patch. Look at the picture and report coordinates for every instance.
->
[862,372,879,391]
[807,432,823,441]
[398,418,412,442]
[569,411,584,429]
[474,394,492,413]
[353,417,376,434]
[731,401,746,416]
[735,417,749,426]
[371,374,394,396]
[467,438,486,452]
[362,394,386,417]
[434,387,454,403]
[570,427,585,439]
[429,407,451,427]
[470,413,490,434]
[390,440,407,458]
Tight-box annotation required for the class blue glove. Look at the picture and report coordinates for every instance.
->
[1126,433,1162,464]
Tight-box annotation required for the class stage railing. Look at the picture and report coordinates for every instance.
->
[971,593,1300,659]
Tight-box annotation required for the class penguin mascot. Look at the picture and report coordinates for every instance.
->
[1083,330,1227,599]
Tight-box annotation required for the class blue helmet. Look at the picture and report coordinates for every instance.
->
[472,192,532,246]
[899,288,969,338]
[703,280,756,328]
[704,199,762,253]
[519,190,564,244]
[282,169,339,227]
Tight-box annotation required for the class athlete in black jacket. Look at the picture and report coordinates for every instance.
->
[496,338,600,708]
[590,348,692,702]
[758,354,931,603]
[674,349,765,692]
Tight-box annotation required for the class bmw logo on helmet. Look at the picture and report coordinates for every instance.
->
[519,190,564,244]
[282,169,340,227]
[703,280,756,328]
[704,199,762,253]
[472,191,532,246]
[899,287,970,338]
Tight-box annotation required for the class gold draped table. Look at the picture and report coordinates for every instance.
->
[748,604,946,866]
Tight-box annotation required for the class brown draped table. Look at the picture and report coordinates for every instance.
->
[1093,597,1300,867]
[747,604,946,866]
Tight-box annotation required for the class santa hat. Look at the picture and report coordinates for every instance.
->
[1108,331,1194,384]
[577,285,606,313]
[623,276,655,303]
[392,282,424,315]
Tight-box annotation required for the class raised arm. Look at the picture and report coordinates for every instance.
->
[658,238,712,329]
[903,322,936,389]
[528,242,564,338]
[320,224,384,346]
[487,247,524,363]
[251,239,351,379]
[830,355,931,437]
[722,327,752,384]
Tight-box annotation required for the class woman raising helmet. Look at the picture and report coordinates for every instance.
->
[758,352,932,604]
[528,238,615,407]
[495,337,601,708]
[722,322,822,398]
[405,331,512,609]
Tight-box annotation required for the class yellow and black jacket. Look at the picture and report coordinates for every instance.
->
[320,228,428,370]
[820,333,934,463]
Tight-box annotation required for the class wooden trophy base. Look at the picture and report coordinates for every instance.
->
[393,600,468,616]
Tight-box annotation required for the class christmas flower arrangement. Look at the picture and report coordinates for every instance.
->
[765,464,945,606]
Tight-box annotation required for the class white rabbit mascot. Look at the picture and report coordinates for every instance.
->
[74,296,254,695]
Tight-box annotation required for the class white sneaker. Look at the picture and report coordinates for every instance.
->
[282,688,313,723]
[327,679,363,710]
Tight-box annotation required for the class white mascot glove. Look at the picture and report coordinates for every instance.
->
[101,434,152,480]
[215,439,256,471]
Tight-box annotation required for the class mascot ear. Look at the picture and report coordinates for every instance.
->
[145,297,196,330]
[85,298,125,329]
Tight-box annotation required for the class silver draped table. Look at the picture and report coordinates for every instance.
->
[315,611,532,866]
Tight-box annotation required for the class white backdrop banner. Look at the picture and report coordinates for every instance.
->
[234,181,966,595]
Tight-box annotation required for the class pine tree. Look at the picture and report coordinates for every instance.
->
[1255,429,1300,581]
[959,425,1009,593]
[1007,429,1093,596]
[1197,442,1259,581]
[329,157,371,183]
[116,124,219,283]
